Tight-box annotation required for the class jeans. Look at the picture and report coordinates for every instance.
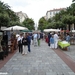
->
[28,43,31,52]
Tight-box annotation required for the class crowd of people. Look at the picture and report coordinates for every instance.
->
[9,31,75,56]
[45,31,73,49]
[48,32,59,49]
[1,30,75,60]
[17,33,31,55]
[17,32,44,55]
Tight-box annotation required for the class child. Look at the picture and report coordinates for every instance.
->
[50,34,54,48]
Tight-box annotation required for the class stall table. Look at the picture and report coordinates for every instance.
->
[58,41,70,50]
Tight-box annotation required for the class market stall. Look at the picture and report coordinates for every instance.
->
[44,29,60,32]
[58,41,70,50]
[0,31,4,60]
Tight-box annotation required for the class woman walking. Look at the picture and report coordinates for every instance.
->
[17,33,23,54]
[22,34,28,55]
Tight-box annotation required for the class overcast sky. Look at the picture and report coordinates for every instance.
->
[1,0,72,24]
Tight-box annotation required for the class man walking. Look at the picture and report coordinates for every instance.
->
[54,32,59,49]
[27,33,31,52]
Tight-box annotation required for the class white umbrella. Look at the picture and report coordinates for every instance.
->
[44,29,60,32]
[72,30,75,32]
[3,25,28,31]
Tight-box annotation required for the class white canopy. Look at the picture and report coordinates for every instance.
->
[3,25,28,31]
[72,30,75,32]
[44,29,60,32]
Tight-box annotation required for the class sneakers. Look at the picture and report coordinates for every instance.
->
[22,53,27,55]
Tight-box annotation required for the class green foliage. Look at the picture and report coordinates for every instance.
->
[66,3,75,16]
[0,1,20,29]
[38,17,48,31]
[62,15,74,25]
[38,0,75,30]
[72,0,75,2]
[38,9,68,30]
[0,13,10,27]
[47,18,52,22]
[72,16,75,23]
[22,18,35,30]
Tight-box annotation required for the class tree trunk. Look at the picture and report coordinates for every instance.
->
[74,23,75,30]
[69,24,70,31]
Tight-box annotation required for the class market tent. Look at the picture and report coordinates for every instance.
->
[72,30,75,32]
[44,29,60,32]
[32,30,41,33]
[21,30,32,32]
[61,30,69,33]
[3,25,28,31]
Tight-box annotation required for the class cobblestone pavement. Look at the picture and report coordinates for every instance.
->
[0,40,75,75]
[63,45,75,62]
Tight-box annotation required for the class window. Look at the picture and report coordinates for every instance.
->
[53,11,55,15]
[50,12,51,15]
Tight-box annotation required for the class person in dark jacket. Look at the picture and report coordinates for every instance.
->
[22,34,28,55]
[48,32,51,46]
[27,33,31,52]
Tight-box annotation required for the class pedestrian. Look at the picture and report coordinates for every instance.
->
[33,32,38,46]
[17,33,23,53]
[31,33,34,45]
[45,35,48,43]
[37,32,40,46]
[27,33,31,52]
[66,33,70,43]
[54,32,59,49]
[22,34,28,55]
[48,32,51,46]
[50,34,54,48]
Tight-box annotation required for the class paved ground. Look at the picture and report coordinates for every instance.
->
[63,45,75,62]
[0,40,75,75]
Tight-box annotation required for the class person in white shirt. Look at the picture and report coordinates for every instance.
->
[17,33,23,53]
[54,32,59,49]
[33,32,38,46]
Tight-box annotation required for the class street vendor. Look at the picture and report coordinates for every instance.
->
[65,33,70,43]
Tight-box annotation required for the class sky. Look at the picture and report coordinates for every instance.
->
[1,0,72,25]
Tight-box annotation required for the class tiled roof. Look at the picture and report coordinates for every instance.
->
[47,8,66,12]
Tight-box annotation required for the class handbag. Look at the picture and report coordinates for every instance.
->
[18,40,21,44]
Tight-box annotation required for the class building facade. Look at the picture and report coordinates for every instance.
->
[15,11,28,23]
[46,8,66,20]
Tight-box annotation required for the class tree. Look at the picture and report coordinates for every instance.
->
[8,10,20,26]
[47,18,52,23]
[72,0,75,2]
[22,18,35,30]
[0,1,20,29]
[62,15,74,30]
[66,3,75,16]
[53,13,61,22]
[50,9,67,29]
[0,13,10,29]
[38,1,75,30]
[0,1,10,29]
[38,17,48,31]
